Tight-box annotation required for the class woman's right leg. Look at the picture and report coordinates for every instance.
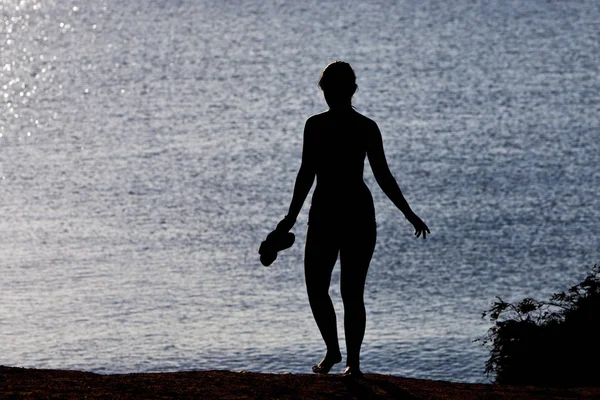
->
[305,224,342,373]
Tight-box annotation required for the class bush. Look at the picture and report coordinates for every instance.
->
[478,263,600,387]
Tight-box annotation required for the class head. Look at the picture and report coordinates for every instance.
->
[318,61,357,109]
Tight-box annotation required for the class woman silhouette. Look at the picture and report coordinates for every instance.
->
[274,61,429,377]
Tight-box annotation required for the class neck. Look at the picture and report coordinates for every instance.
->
[328,104,353,112]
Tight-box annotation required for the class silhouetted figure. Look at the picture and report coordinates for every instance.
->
[268,61,429,377]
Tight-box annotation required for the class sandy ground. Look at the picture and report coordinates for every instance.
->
[1,366,599,399]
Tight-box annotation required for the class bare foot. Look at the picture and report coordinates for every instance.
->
[342,365,363,378]
[312,352,342,374]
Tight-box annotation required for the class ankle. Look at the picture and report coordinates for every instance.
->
[326,350,342,361]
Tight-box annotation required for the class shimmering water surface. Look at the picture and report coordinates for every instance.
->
[1,0,599,383]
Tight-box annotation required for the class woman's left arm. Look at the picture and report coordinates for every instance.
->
[366,120,430,239]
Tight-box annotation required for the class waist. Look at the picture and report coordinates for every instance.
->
[313,181,370,197]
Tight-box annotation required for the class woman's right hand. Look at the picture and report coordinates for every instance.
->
[407,212,430,239]
[275,215,296,233]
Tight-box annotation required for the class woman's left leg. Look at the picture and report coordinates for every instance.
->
[339,222,376,374]
[305,224,342,373]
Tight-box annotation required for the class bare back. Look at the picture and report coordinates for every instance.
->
[303,109,376,226]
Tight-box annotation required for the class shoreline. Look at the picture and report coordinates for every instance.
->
[2,366,600,399]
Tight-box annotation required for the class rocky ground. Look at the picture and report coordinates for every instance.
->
[1,366,599,399]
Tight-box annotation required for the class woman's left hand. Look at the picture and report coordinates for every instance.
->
[407,213,430,239]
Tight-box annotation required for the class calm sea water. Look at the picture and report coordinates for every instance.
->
[1,0,599,383]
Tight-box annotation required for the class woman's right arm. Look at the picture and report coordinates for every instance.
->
[366,121,429,238]
[278,118,317,232]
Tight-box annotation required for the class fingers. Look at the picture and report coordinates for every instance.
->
[414,227,429,239]
[412,217,430,239]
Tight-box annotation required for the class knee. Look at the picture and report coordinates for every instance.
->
[306,282,330,301]
[341,291,364,310]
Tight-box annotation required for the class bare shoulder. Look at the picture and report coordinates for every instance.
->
[305,110,379,133]
[352,111,380,134]
[303,112,329,137]
[305,111,328,125]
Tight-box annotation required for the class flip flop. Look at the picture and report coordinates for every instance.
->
[259,230,295,267]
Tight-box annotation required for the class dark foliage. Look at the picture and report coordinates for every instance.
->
[478,264,600,387]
